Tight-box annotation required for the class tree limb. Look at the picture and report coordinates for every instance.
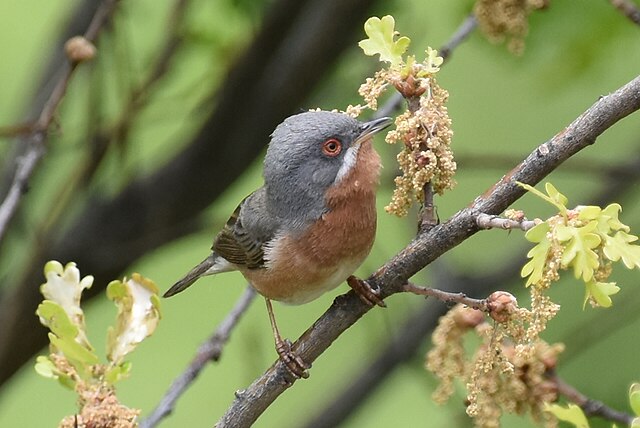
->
[216,75,640,427]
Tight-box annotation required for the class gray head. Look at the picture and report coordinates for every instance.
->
[263,110,391,226]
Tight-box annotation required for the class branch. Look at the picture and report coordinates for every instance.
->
[549,371,634,425]
[303,144,640,428]
[140,286,256,428]
[0,0,119,244]
[403,283,488,311]
[216,75,640,427]
[476,213,537,231]
[609,0,640,26]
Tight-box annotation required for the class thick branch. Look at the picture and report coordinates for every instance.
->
[303,143,640,427]
[216,75,640,427]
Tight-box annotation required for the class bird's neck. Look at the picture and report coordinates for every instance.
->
[265,181,326,228]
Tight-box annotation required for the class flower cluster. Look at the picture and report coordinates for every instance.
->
[355,16,456,216]
[474,0,548,54]
[426,303,564,427]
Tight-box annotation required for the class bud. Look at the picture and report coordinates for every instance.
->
[487,291,518,323]
[64,36,96,63]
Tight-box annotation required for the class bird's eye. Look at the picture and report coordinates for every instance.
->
[321,138,342,157]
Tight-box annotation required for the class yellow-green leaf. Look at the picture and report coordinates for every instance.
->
[36,300,79,341]
[602,203,628,232]
[630,383,640,416]
[423,46,443,74]
[603,231,640,269]
[105,361,132,385]
[584,281,619,308]
[106,273,161,365]
[34,355,57,379]
[545,182,568,207]
[34,355,75,389]
[517,181,568,216]
[40,260,94,349]
[576,205,601,221]
[522,222,551,286]
[358,15,410,66]
[49,333,99,366]
[544,403,589,428]
[556,222,601,282]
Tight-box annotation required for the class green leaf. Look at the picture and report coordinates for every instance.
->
[576,205,601,221]
[423,47,443,74]
[34,355,57,379]
[49,333,99,367]
[584,281,619,308]
[544,403,590,428]
[517,181,568,216]
[603,231,640,269]
[36,300,79,340]
[358,15,410,66]
[34,356,75,389]
[106,273,161,365]
[39,260,94,349]
[630,383,640,416]
[104,361,132,385]
[521,222,551,286]
[556,222,601,282]
[545,182,569,207]
[601,203,629,232]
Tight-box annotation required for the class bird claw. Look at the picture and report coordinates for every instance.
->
[276,338,310,379]
[347,275,386,308]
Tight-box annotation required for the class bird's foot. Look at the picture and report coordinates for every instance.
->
[275,338,310,380]
[347,275,386,308]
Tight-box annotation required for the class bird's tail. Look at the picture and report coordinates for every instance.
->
[163,255,218,298]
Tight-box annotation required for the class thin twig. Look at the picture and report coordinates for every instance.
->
[439,14,478,61]
[140,286,256,428]
[0,0,120,244]
[403,282,488,311]
[215,75,640,427]
[609,0,640,26]
[548,370,634,425]
[476,213,538,231]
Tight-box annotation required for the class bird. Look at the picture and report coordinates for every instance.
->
[164,110,392,378]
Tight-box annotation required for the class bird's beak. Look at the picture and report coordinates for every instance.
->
[354,116,393,146]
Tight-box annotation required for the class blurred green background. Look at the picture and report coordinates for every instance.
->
[0,0,639,427]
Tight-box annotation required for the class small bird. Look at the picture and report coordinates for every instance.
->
[164,110,392,378]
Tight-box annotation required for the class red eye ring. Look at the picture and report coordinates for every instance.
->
[322,138,342,157]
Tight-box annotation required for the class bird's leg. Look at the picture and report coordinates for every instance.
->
[347,275,386,308]
[265,298,310,379]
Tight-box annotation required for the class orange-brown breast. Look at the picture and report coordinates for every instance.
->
[242,140,381,304]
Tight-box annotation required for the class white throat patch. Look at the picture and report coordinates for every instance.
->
[334,144,360,184]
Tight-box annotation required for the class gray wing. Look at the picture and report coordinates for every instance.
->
[213,188,279,269]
